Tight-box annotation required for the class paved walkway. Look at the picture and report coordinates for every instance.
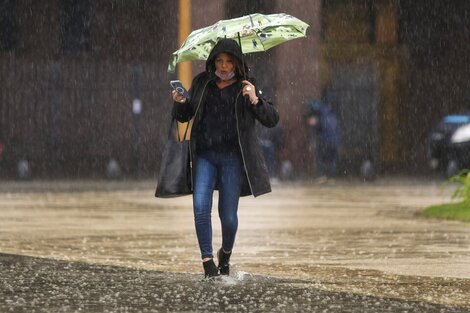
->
[0,179,469,312]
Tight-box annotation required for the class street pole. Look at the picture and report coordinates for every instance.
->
[178,0,192,140]
[178,0,192,87]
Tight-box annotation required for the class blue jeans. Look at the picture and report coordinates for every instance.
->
[193,150,242,259]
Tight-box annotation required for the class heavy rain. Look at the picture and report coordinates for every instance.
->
[1,0,469,312]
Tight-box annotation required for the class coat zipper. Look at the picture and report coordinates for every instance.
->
[234,92,254,195]
[188,78,213,191]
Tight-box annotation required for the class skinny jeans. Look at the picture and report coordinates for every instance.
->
[193,150,242,259]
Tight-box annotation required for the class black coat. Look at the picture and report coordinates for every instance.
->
[172,71,279,197]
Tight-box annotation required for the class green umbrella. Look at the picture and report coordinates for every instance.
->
[168,13,309,73]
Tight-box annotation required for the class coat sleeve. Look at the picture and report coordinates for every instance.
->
[245,78,279,128]
[172,100,194,122]
[249,96,280,128]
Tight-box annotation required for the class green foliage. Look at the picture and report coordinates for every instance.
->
[447,169,470,204]
[424,202,470,222]
[424,169,470,222]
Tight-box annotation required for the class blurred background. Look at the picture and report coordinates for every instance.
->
[0,0,468,180]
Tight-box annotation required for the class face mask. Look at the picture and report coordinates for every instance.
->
[215,70,235,81]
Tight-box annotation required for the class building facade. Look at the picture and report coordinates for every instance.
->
[0,0,468,178]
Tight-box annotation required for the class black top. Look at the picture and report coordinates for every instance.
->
[196,80,241,154]
[173,70,280,197]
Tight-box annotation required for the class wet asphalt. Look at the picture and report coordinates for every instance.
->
[1,253,467,313]
[0,179,469,312]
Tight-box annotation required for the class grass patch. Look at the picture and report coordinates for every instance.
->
[424,201,470,222]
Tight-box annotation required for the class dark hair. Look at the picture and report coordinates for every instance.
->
[232,56,244,78]
[206,38,248,77]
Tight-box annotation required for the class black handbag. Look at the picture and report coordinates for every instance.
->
[155,119,192,198]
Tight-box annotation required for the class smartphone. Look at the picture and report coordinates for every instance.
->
[170,80,190,99]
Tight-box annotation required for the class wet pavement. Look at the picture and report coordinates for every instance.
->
[1,253,468,313]
[0,178,469,312]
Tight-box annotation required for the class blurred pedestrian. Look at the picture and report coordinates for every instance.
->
[171,39,279,278]
[258,122,284,180]
[0,138,4,163]
[305,97,341,180]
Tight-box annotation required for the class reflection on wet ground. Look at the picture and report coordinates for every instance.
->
[0,179,469,312]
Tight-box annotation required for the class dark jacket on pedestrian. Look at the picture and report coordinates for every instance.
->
[172,39,279,197]
[306,99,340,148]
[316,105,340,148]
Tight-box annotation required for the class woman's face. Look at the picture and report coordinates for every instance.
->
[214,53,235,75]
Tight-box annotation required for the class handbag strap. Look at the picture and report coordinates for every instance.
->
[168,118,191,142]
[177,120,191,141]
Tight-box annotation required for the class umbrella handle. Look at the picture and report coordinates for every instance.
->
[237,32,247,80]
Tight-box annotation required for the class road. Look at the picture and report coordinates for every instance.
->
[0,178,469,312]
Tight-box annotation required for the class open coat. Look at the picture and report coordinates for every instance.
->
[172,39,279,197]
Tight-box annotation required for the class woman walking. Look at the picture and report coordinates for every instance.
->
[171,38,279,278]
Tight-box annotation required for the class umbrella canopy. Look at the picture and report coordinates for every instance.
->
[168,13,309,72]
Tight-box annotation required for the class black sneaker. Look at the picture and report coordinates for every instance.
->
[203,259,219,278]
[217,248,231,276]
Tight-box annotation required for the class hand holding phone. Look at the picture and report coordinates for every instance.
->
[170,80,190,99]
